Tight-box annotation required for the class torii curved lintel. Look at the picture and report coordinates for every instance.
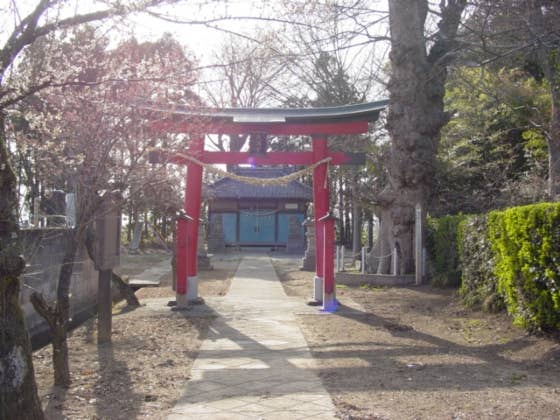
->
[136,100,388,135]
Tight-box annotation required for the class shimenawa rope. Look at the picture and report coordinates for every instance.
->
[173,152,331,186]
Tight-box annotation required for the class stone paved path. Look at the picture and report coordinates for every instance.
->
[168,254,337,420]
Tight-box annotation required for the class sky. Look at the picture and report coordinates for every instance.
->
[127,1,286,65]
[2,0,390,105]
[125,0,390,104]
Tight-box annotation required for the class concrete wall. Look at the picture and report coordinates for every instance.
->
[20,228,98,344]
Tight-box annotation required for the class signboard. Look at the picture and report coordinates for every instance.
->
[94,193,121,270]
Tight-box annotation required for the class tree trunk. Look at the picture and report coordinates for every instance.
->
[344,192,351,246]
[0,116,44,419]
[51,323,70,386]
[384,0,465,273]
[352,196,362,259]
[525,1,560,198]
[162,215,167,240]
[53,236,76,386]
[126,205,133,242]
[366,212,374,252]
[226,134,248,171]
[377,208,394,274]
[112,272,140,307]
[549,87,560,198]
[31,233,77,388]
[542,46,560,198]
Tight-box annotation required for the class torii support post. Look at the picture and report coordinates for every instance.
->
[320,214,338,312]
[176,135,204,306]
[312,136,329,303]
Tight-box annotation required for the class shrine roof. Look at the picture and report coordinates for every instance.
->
[204,168,312,201]
[137,100,388,124]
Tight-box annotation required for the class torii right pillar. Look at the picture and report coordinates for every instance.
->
[320,213,337,311]
[312,135,337,311]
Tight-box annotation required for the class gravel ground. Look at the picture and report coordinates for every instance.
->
[33,252,560,419]
[34,251,240,420]
[271,255,560,420]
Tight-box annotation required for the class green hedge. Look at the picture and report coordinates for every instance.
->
[488,203,560,331]
[431,202,560,331]
[458,215,503,312]
[426,214,467,287]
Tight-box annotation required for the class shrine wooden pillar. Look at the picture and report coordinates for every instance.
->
[177,135,204,306]
[312,136,329,303]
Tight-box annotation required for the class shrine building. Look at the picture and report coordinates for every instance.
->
[205,167,311,251]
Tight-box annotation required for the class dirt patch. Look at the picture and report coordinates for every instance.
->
[34,253,240,420]
[115,250,171,279]
[135,255,240,300]
[271,256,560,420]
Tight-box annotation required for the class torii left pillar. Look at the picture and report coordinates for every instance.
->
[176,135,204,306]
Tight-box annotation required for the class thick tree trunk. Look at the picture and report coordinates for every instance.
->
[376,208,393,274]
[383,0,465,273]
[226,134,248,171]
[0,117,44,419]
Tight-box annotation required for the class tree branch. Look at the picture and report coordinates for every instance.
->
[30,291,57,330]
[428,0,468,66]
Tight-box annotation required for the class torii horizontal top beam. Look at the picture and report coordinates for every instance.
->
[136,100,388,136]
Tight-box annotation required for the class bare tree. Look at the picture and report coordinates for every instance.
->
[202,35,286,160]
[0,2,177,417]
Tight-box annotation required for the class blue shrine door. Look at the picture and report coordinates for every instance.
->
[239,211,275,244]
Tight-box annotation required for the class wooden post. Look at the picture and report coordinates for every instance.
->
[415,203,423,285]
[33,197,40,226]
[392,245,398,275]
[98,269,112,343]
[335,246,340,272]
[94,193,121,343]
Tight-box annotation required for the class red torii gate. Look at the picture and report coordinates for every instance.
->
[143,100,387,311]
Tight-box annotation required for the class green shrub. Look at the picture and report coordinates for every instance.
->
[488,203,560,331]
[458,215,503,311]
[426,214,467,287]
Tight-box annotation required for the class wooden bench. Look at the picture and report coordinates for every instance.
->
[127,278,161,291]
